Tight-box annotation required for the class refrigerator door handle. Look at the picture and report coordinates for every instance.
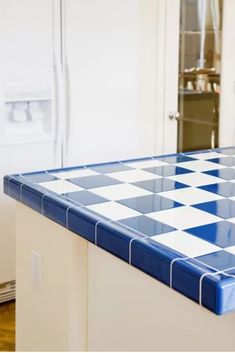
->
[52,0,66,168]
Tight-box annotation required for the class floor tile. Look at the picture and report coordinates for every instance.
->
[87,201,141,220]
[106,169,158,182]
[168,172,223,187]
[119,215,175,237]
[69,174,122,189]
[90,183,152,201]
[196,250,235,271]
[51,168,99,180]
[159,187,222,205]
[132,178,188,193]
[39,180,83,194]
[200,182,235,197]
[147,206,221,230]
[176,160,225,172]
[143,165,193,177]
[204,168,235,180]
[151,230,220,257]
[63,190,108,206]
[118,194,182,214]
[186,221,235,248]
[193,199,235,219]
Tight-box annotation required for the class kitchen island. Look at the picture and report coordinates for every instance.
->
[5,147,235,351]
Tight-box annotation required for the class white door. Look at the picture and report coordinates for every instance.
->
[163,0,235,154]
[63,0,161,166]
[0,0,58,284]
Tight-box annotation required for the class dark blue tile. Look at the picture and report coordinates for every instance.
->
[97,221,144,262]
[118,194,182,214]
[207,157,235,167]
[131,238,220,313]
[132,178,189,193]
[90,163,133,173]
[155,155,197,164]
[119,215,175,237]
[215,147,235,155]
[68,174,122,189]
[200,182,235,197]
[143,165,193,177]
[186,221,235,248]
[63,190,108,206]
[196,250,235,271]
[204,168,235,180]
[23,172,58,183]
[193,199,235,219]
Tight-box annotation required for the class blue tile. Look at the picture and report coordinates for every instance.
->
[200,182,235,197]
[196,250,235,271]
[63,190,108,206]
[97,221,144,262]
[143,165,193,177]
[90,163,133,173]
[132,178,189,193]
[23,172,58,183]
[118,194,182,214]
[207,157,235,167]
[204,168,235,180]
[119,215,175,237]
[193,199,235,219]
[186,221,235,248]
[215,147,235,155]
[155,155,197,164]
[68,174,122,188]
[131,238,220,312]
[68,207,107,243]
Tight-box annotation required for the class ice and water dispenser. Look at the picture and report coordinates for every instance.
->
[1,82,54,145]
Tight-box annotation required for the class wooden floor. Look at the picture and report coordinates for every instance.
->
[0,301,15,352]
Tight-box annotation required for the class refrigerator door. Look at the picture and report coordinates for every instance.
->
[64,0,159,166]
[0,0,58,283]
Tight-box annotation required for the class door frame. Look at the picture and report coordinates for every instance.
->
[156,0,180,155]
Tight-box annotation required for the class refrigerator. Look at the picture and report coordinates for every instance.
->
[0,0,159,301]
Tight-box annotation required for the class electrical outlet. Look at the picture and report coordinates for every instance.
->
[31,250,42,288]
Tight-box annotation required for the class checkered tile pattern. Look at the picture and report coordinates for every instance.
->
[5,147,235,315]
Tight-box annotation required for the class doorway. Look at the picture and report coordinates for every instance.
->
[162,0,235,154]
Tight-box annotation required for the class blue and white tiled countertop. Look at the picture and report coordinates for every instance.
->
[5,147,235,315]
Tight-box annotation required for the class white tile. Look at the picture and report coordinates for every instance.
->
[147,206,222,230]
[227,217,235,224]
[185,152,227,160]
[151,230,221,257]
[168,172,223,187]
[106,169,159,182]
[87,201,141,220]
[225,246,235,255]
[51,168,99,180]
[90,183,152,201]
[159,187,223,205]
[176,160,226,172]
[39,180,83,194]
[125,159,167,169]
